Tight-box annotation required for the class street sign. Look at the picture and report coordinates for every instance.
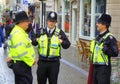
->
[23,0,28,5]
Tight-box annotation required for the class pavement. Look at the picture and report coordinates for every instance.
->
[32,46,89,84]
[1,45,89,84]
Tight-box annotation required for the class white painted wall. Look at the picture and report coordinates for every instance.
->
[71,2,77,44]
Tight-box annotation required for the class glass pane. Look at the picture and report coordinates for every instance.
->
[96,0,106,13]
[95,0,106,36]
[16,0,21,3]
[65,0,70,33]
[57,0,62,29]
[82,0,91,36]
[57,0,70,33]
[95,16,100,36]
[65,14,69,33]
[58,15,62,29]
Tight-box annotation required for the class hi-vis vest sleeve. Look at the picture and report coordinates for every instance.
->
[8,26,36,67]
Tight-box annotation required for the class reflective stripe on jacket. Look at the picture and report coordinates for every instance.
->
[90,33,112,65]
[8,25,36,67]
[38,28,61,58]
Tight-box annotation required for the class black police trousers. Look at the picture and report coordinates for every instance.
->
[37,60,60,84]
[12,61,33,84]
[94,65,111,84]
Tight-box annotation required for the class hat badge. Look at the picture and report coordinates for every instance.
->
[99,14,102,18]
[50,12,55,18]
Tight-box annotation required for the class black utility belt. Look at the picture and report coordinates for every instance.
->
[7,60,23,68]
[11,60,23,63]
[39,58,60,62]
[39,55,61,62]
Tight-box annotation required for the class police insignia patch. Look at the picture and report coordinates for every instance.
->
[109,35,113,39]
[50,12,55,18]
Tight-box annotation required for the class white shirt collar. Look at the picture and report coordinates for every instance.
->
[47,27,55,34]
[100,30,107,34]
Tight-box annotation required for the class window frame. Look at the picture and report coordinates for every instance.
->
[79,0,106,40]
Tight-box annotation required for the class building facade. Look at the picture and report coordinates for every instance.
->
[69,0,120,44]
[0,0,6,22]
[2,0,120,45]
[37,0,70,32]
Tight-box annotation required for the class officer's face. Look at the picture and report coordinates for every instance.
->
[23,20,30,30]
[47,20,57,29]
[96,22,106,32]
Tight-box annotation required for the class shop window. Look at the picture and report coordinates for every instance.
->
[65,14,69,32]
[58,15,62,29]
[82,0,91,36]
[57,0,70,33]
[95,0,106,36]
[65,0,70,33]
[58,4,62,29]
[96,0,106,13]
[81,0,106,37]
[16,0,21,3]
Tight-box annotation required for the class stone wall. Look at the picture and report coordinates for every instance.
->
[107,0,120,40]
[111,57,120,83]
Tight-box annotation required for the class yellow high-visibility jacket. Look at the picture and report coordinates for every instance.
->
[8,25,36,67]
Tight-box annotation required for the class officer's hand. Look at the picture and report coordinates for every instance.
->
[102,45,108,54]
[6,57,11,62]
[59,39,63,44]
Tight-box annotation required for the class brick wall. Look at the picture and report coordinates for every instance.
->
[107,0,120,40]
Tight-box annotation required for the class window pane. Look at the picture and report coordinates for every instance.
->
[95,16,100,36]
[65,14,69,32]
[96,0,106,13]
[82,0,91,36]
[95,0,106,36]
[58,0,62,29]
[16,0,20,3]
[65,0,70,33]
[57,0,70,33]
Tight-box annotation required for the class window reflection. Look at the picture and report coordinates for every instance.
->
[96,0,106,13]
[82,0,91,36]
[65,14,69,32]
[81,0,106,37]
[57,0,70,33]
[95,0,106,36]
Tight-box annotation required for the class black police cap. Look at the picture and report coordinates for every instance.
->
[47,11,57,22]
[15,11,30,24]
[98,14,112,26]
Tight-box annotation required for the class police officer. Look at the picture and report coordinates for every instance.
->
[90,14,119,84]
[32,11,70,84]
[6,11,36,84]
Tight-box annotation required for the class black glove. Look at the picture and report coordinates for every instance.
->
[7,60,14,69]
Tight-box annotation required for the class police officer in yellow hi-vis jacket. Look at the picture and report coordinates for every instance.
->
[32,11,71,84]
[90,14,119,84]
[6,11,36,84]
